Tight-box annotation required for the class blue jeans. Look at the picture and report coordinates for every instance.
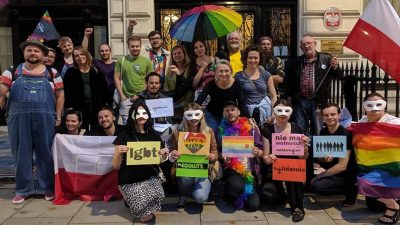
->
[292,98,323,136]
[205,111,221,138]
[177,177,211,203]
[7,72,55,196]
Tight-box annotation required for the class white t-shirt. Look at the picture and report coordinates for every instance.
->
[359,113,400,125]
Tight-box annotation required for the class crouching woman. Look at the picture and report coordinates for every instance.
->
[112,100,169,223]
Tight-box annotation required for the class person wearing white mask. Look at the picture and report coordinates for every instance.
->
[112,99,169,223]
[356,93,400,224]
[260,99,309,222]
[168,102,218,213]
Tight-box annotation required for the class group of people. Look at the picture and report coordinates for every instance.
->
[0,22,399,224]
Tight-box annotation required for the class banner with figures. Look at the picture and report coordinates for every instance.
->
[178,132,210,155]
[313,135,347,158]
[272,158,306,182]
[126,141,161,165]
[272,133,304,156]
[176,154,209,178]
[222,136,254,157]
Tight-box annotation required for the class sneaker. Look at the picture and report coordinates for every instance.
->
[44,192,55,201]
[12,195,25,204]
[176,197,186,213]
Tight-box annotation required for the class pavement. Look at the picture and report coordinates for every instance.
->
[0,126,396,225]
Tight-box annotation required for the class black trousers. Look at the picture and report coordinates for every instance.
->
[260,179,304,212]
[311,174,357,202]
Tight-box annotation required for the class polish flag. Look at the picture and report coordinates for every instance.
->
[343,0,400,83]
[52,134,122,205]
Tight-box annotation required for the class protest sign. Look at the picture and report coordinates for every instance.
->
[313,135,347,158]
[272,158,306,182]
[176,154,209,178]
[145,98,174,118]
[178,132,210,155]
[272,133,304,156]
[222,136,254,157]
[126,141,161,165]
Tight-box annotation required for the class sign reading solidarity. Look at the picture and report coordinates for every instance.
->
[222,136,254,157]
[313,135,347,158]
[272,133,304,156]
[272,158,306,182]
[176,154,209,178]
[126,141,161,165]
[178,132,210,155]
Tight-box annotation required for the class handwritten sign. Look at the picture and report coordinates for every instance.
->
[176,154,208,178]
[126,141,160,165]
[313,135,347,158]
[178,132,210,155]
[272,158,306,182]
[145,98,174,118]
[272,133,304,156]
[222,136,254,158]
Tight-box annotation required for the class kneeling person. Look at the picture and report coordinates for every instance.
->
[87,106,123,136]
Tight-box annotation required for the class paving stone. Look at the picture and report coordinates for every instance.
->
[0,188,15,200]
[13,198,84,218]
[201,202,266,222]
[319,201,382,220]
[0,200,27,224]
[135,214,200,225]
[262,196,323,214]
[69,200,133,224]
[1,217,70,225]
[265,212,336,225]
[201,221,269,225]
[159,196,201,215]
[334,219,381,225]
[0,183,15,189]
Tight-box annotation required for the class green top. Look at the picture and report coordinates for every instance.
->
[81,72,91,104]
[115,55,153,97]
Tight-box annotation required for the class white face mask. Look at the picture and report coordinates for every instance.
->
[363,99,386,112]
[134,108,149,120]
[273,106,293,117]
[184,110,203,121]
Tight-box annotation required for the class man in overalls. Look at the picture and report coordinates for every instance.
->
[0,40,64,204]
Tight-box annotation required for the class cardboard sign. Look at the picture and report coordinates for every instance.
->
[178,132,210,155]
[313,135,347,158]
[126,141,161,165]
[176,154,208,178]
[272,158,306,182]
[145,98,174,118]
[222,136,254,158]
[272,133,304,156]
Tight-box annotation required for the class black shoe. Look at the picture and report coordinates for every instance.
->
[378,207,400,224]
[292,209,305,222]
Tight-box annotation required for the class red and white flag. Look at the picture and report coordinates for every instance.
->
[52,134,122,205]
[343,0,400,83]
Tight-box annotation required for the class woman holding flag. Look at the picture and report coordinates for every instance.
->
[351,93,400,224]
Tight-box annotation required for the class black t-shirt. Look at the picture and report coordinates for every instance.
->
[113,130,165,185]
[318,125,357,177]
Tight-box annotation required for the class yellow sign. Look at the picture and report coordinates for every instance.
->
[126,141,161,165]
[321,40,343,55]
[178,132,210,155]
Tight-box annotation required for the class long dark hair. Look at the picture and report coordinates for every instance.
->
[125,99,155,136]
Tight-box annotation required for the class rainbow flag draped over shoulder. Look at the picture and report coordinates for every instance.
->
[28,10,60,42]
[349,122,400,198]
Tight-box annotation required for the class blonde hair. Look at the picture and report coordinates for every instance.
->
[214,59,233,82]
[170,45,191,67]
[179,102,210,133]
[58,36,73,48]
[72,46,93,69]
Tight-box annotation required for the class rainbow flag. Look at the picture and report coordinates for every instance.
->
[29,10,60,42]
[349,122,400,198]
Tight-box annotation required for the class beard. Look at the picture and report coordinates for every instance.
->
[261,49,273,61]
[26,57,41,64]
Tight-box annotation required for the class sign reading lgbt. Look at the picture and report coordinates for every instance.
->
[272,133,304,156]
[126,141,161,165]
[313,135,347,158]
[349,122,400,199]
[222,136,254,157]
[272,158,306,182]
[176,132,210,178]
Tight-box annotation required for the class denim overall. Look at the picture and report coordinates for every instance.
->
[7,64,56,196]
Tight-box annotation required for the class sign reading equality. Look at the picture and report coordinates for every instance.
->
[178,132,210,155]
[313,135,347,158]
[272,158,306,182]
[126,141,161,165]
[176,154,209,178]
[145,98,174,118]
[272,133,304,156]
[222,136,254,158]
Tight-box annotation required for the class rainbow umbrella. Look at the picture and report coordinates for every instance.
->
[169,5,242,42]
